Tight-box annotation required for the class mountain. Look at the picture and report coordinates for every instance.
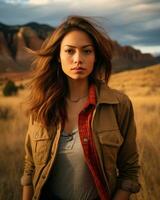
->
[155,56,160,63]
[0,22,53,73]
[112,41,157,72]
[0,22,158,73]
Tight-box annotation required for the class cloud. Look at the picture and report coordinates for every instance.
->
[28,0,50,5]
[0,0,159,55]
[133,45,160,55]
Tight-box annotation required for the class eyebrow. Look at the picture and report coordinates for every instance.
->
[64,44,94,48]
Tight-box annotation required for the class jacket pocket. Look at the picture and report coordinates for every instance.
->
[32,126,51,165]
[97,129,124,193]
[97,129,124,169]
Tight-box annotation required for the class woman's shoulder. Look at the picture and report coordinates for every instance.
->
[97,82,132,106]
[109,87,131,103]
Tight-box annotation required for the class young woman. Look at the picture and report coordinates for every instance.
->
[21,16,140,200]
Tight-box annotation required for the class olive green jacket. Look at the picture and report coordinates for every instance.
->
[21,83,140,200]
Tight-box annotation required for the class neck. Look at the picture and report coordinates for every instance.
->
[67,79,89,100]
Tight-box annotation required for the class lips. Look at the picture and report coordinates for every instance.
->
[71,66,85,70]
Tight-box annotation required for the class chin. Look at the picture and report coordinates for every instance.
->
[68,76,88,81]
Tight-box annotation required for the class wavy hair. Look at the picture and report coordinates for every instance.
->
[27,15,113,128]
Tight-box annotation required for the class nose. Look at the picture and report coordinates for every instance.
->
[73,51,83,65]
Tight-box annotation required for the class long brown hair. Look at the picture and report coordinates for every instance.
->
[27,15,113,128]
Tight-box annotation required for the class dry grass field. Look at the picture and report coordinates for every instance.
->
[110,64,160,200]
[0,64,160,200]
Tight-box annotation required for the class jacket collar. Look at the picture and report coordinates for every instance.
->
[95,82,119,104]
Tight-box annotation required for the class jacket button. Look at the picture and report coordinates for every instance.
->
[83,137,88,143]
[42,175,46,179]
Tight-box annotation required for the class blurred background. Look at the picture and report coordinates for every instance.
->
[0,0,160,199]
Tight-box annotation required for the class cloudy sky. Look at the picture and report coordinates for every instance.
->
[0,0,160,56]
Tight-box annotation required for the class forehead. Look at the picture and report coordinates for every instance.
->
[61,30,94,47]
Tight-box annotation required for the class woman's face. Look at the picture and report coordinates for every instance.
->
[59,30,95,81]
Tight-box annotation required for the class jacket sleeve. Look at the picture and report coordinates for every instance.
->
[21,117,35,186]
[116,94,141,193]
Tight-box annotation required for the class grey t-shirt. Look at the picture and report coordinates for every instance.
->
[45,128,98,200]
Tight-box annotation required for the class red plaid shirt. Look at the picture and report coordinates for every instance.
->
[78,84,110,200]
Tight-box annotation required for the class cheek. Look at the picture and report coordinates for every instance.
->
[60,57,72,74]
[88,57,95,68]
[60,55,72,65]
[89,53,95,63]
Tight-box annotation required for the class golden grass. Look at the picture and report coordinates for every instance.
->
[0,106,28,200]
[109,64,160,200]
[109,64,160,97]
[0,64,160,199]
[130,101,160,200]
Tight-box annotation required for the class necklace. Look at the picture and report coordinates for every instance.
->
[68,94,88,103]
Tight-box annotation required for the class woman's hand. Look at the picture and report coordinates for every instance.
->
[22,185,33,200]
[112,189,131,200]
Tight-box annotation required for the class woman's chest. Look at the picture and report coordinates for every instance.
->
[64,101,85,133]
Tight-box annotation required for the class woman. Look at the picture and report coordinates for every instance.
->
[21,16,140,200]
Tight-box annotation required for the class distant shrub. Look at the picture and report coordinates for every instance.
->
[0,106,14,120]
[18,83,25,90]
[3,80,18,96]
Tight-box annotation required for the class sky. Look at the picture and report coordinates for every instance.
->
[0,0,160,56]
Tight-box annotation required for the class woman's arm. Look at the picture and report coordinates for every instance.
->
[114,95,141,196]
[21,117,35,200]
[112,189,131,200]
[22,186,34,200]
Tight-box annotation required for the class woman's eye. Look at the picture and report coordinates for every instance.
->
[65,49,74,54]
[84,49,92,54]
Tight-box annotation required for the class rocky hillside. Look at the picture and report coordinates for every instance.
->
[0,22,158,73]
[111,41,157,72]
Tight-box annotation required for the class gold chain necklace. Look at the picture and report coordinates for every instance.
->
[68,94,88,103]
